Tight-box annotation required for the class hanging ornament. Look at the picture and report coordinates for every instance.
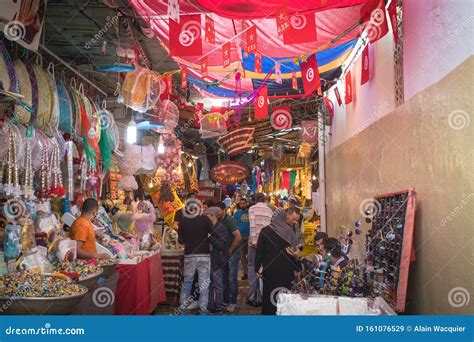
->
[66,141,74,201]
[234,72,242,103]
[101,41,107,56]
[275,61,282,84]
[246,25,257,54]
[168,0,180,23]
[222,42,231,68]
[205,15,215,44]
[201,56,208,78]
[22,137,34,199]
[271,106,292,130]
[292,71,298,90]
[254,52,262,73]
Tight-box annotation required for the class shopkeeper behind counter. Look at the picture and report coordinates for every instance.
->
[70,198,110,260]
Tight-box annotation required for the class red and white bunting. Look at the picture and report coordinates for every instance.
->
[205,15,215,44]
[168,0,180,23]
[246,25,257,54]
[292,71,298,90]
[361,44,370,85]
[169,15,202,57]
[222,42,231,67]
[345,71,352,104]
[275,3,290,35]
[181,69,187,88]
[254,52,262,73]
[254,86,268,119]
[334,86,342,106]
[201,56,208,78]
[299,54,321,96]
[275,61,282,84]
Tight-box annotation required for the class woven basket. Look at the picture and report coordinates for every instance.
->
[119,65,161,112]
[45,63,59,134]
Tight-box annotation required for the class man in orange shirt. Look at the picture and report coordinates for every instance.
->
[70,198,110,260]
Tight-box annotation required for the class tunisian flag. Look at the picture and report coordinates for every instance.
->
[345,71,353,104]
[300,54,321,96]
[283,12,317,45]
[360,0,389,44]
[388,0,399,45]
[254,86,268,119]
[361,44,370,85]
[169,15,203,57]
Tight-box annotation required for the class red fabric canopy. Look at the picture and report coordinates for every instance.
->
[130,0,364,64]
[196,0,367,19]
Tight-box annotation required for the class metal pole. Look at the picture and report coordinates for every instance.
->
[318,112,327,233]
[39,44,108,96]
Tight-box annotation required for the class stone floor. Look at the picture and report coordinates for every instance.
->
[154,277,261,316]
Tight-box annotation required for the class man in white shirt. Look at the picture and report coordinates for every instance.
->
[248,193,274,289]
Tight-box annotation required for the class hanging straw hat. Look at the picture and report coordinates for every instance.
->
[33,57,53,136]
[0,41,20,100]
[14,58,36,125]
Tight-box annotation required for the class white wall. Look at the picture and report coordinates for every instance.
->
[403,0,474,100]
[327,0,474,150]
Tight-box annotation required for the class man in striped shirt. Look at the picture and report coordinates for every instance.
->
[247,193,274,289]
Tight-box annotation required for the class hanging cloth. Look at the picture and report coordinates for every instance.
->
[290,170,297,190]
[281,171,290,190]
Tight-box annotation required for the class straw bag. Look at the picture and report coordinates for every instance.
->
[119,65,161,112]
[0,41,19,99]
[13,58,37,125]
[45,63,60,134]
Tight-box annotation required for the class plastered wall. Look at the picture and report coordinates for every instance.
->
[325,56,474,314]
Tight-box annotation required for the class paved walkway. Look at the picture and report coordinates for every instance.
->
[154,278,261,315]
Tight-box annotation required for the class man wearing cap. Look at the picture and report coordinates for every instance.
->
[234,197,250,280]
[203,207,228,314]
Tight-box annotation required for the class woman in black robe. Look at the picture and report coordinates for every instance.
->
[255,207,303,315]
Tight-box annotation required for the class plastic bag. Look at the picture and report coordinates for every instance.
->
[247,276,264,307]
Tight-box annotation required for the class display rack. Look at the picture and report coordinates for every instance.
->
[365,188,416,312]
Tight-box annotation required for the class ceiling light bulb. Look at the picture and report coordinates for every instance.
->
[157,135,165,154]
[126,119,137,144]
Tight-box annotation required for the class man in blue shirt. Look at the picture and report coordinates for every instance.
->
[234,197,250,281]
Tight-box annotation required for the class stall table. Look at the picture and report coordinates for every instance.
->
[114,252,166,315]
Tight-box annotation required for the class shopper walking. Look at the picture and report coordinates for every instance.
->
[255,207,302,315]
[177,210,214,315]
[248,193,273,288]
[216,201,241,312]
[203,207,228,314]
[234,197,250,280]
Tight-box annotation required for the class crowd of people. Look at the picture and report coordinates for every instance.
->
[175,193,351,315]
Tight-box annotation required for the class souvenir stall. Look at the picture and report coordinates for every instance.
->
[0,0,415,317]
